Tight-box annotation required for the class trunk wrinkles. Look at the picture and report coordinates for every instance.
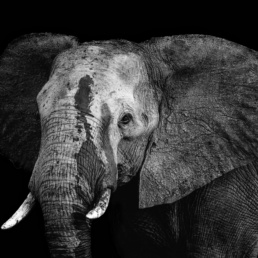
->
[41,179,92,258]
[29,110,99,257]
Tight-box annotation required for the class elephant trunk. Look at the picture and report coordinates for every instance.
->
[25,104,114,257]
[34,152,94,258]
[28,128,103,257]
[40,179,92,258]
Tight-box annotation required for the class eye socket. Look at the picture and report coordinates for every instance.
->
[120,113,133,126]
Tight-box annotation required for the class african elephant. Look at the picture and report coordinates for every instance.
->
[1,33,258,257]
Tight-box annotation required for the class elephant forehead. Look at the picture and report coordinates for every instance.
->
[36,47,147,168]
[37,46,146,118]
[71,52,145,117]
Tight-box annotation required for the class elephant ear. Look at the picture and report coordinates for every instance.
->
[0,33,78,172]
[139,35,258,208]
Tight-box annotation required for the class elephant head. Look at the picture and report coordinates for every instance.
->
[1,33,258,257]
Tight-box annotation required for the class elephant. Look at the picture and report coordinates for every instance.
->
[1,32,258,257]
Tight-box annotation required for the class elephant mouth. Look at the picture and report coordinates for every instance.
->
[117,163,134,185]
[117,163,124,175]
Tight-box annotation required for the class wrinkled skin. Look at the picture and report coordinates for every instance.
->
[1,33,258,257]
[109,162,258,257]
[27,43,158,257]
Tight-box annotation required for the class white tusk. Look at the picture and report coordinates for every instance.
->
[86,188,111,219]
[1,193,35,230]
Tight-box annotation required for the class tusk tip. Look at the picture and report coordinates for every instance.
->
[1,193,35,230]
[86,212,97,220]
[1,225,7,230]
[86,208,102,219]
[1,221,15,230]
[86,188,111,220]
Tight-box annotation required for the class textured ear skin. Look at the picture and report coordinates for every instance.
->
[139,35,258,208]
[0,33,78,172]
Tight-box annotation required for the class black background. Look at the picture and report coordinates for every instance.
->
[0,4,257,258]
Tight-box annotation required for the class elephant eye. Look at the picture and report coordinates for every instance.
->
[119,113,133,126]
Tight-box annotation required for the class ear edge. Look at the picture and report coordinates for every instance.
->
[0,33,79,172]
[139,34,258,208]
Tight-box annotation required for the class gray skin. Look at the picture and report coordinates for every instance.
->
[1,33,258,257]
[110,161,258,257]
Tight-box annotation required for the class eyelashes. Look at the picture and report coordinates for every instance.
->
[119,113,133,126]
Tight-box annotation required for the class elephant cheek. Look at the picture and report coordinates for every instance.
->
[102,146,118,190]
[101,131,119,191]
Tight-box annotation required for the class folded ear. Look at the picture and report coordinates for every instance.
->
[139,35,258,208]
[0,33,78,171]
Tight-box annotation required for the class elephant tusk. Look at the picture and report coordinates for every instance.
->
[86,188,111,219]
[1,193,35,230]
